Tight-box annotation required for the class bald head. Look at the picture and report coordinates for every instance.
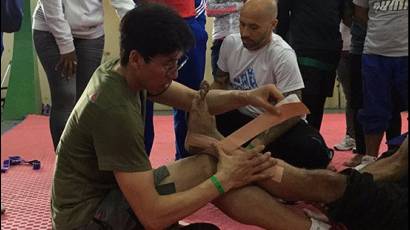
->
[241,0,277,20]
[239,0,278,51]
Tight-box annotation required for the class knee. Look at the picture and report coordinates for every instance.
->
[358,109,390,134]
[269,122,332,169]
[299,136,332,169]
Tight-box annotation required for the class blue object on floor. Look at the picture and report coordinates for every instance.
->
[387,132,408,146]
[1,156,40,172]
[1,159,10,173]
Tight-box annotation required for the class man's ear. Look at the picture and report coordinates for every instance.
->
[128,50,145,70]
[272,18,278,30]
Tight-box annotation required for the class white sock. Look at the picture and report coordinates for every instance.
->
[303,208,329,222]
[309,218,331,230]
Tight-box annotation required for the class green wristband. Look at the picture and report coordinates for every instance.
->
[246,143,255,149]
[210,175,225,195]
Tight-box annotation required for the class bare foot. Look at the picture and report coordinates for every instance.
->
[343,154,364,167]
[185,81,224,155]
[359,137,408,182]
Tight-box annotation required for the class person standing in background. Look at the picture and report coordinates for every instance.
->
[142,0,208,160]
[212,0,334,170]
[342,0,404,167]
[276,0,348,131]
[195,0,207,28]
[206,0,243,76]
[1,0,23,56]
[334,21,356,152]
[342,1,368,166]
[1,0,24,215]
[32,0,135,150]
[354,0,408,165]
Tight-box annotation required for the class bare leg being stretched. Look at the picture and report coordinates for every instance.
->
[183,85,408,229]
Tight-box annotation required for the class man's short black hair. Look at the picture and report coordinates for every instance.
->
[120,3,195,66]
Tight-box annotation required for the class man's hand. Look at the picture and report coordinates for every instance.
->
[214,144,277,192]
[55,51,77,79]
[244,84,285,115]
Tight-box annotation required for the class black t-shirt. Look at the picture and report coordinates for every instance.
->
[276,0,346,51]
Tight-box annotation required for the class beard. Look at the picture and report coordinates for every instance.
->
[241,30,272,51]
[242,39,257,50]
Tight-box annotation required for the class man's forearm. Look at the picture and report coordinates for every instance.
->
[208,78,250,114]
[249,89,302,145]
[144,178,223,229]
[205,89,248,115]
[210,77,229,90]
[353,5,368,26]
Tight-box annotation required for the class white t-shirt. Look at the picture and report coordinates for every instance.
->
[206,0,242,40]
[33,0,135,54]
[218,33,304,117]
[353,0,408,57]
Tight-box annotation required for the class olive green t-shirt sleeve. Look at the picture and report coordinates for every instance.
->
[92,105,152,172]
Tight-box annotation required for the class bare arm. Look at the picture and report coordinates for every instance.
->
[353,4,369,26]
[115,146,275,229]
[249,90,302,146]
[342,15,353,28]
[115,170,221,229]
[208,61,301,146]
[150,79,283,115]
[210,67,230,90]
[340,0,354,27]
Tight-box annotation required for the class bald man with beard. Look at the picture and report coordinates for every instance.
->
[211,0,334,170]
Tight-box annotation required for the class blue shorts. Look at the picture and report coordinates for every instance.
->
[358,54,408,134]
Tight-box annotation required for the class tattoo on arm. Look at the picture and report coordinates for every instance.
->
[211,68,230,90]
[255,117,299,145]
[251,89,302,145]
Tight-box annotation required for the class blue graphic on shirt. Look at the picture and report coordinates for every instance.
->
[231,67,258,90]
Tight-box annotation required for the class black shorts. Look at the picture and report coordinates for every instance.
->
[216,110,333,169]
[327,169,408,230]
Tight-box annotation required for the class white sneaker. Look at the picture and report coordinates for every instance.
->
[309,217,331,230]
[334,135,356,151]
[178,221,190,226]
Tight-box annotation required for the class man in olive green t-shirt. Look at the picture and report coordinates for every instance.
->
[51,3,289,230]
